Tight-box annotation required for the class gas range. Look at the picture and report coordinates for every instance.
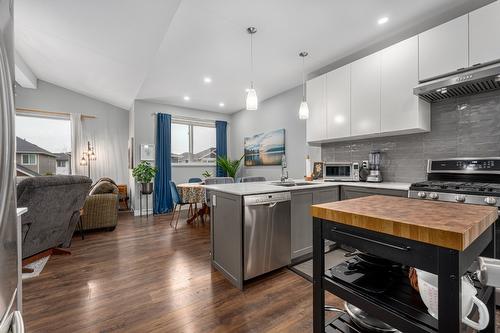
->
[408,158,500,208]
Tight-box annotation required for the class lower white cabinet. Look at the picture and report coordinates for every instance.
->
[350,52,381,137]
[381,36,430,134]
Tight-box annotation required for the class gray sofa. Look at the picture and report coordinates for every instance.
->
[17,175,92,259]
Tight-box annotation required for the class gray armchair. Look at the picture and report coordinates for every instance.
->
[17,176,92,259]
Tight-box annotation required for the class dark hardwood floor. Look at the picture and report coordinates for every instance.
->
[23,212,500,332]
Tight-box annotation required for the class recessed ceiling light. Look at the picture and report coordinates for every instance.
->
[183,96,190,101]
[204,77,212,84]
[377,17,389,25]
[219,102,225,107]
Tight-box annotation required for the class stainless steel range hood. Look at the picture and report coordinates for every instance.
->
[414,63,500,102]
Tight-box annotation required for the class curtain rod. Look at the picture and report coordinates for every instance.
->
[16,107,97,119]
[150,113,226,124]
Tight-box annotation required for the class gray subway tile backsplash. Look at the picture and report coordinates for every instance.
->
[321,90,500,182]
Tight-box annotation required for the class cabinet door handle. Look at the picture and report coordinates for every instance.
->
[330,227,411,252]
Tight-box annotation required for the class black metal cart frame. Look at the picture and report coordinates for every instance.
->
[312,217,496,333]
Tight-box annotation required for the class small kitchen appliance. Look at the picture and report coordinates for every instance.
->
[323,162,359,182]
[367,151,383,183]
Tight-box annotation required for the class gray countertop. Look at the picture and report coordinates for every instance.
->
[204,180,411,196]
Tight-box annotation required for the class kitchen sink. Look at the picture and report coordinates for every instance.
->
[271,181,316,187]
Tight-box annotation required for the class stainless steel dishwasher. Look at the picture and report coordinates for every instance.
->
[243,192,291,280]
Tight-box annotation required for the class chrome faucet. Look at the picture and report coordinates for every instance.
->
[280,154,288,182]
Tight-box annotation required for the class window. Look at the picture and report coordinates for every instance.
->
[21,154,37,165]
[171,120,216,165]
[57,160,67,167]
[15,114,71,175]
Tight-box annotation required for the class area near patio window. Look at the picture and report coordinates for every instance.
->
[171,120,216,165]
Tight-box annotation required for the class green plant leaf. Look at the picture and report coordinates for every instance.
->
[132,161,158,183]
[216,155,244,179]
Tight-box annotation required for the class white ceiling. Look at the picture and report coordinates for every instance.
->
[15,0,491,113]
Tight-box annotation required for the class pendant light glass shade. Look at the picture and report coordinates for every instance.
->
[298,101,309,120]
[246,87,258,110]
[246,27,258,110]
[298,51,309,119]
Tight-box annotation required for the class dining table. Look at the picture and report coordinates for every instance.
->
[176,182,209,223]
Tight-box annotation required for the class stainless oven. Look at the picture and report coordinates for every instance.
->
[324,162,359,182]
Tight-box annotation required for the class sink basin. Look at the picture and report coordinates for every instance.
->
[271,181,316,187]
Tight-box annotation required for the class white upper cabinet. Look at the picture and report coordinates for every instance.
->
[381,36,430,134]
[350,52,381,137]
[419,15,469,81]
[306,74,327,143]
[469,1,500,66]
[326,64,350,139]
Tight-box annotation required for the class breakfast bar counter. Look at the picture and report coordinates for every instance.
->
[311,195,498,333]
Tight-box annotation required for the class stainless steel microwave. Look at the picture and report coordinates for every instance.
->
[323,162,359,182]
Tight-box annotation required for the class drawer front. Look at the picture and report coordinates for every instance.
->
[340,186,407,200]
[321,220,438,273]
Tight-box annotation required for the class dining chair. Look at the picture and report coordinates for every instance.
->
[239,176,266,183]
[187,177,202,217]
[204,177,235,185]
[169,181,189,229]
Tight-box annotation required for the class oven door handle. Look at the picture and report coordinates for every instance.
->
[331,227,411,252]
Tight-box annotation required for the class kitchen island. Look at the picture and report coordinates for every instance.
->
[311,195,498,333]
[204,180,410,289]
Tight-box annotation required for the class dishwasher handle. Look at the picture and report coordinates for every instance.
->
[243,192,291,206]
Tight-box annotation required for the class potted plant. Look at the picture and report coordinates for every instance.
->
[132,161,158,194]
[216,155,244,180]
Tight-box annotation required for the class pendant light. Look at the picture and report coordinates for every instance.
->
[246,27,258,110]
[298,51,309,120]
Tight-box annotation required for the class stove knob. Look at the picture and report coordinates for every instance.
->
[417,191,427,199]
[455,195,466,203]
[484,197,497,206]
[429,192,439,200]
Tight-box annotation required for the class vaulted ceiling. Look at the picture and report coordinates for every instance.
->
[15,0,492,113]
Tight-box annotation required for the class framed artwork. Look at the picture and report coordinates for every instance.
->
[312,162,324,180]
[128,137,134,169]
[140,144,155,161]
[244,129,285,166]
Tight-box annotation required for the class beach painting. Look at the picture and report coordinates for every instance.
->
[244,129,285,166]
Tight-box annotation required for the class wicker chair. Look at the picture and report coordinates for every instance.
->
[81,179,119,231]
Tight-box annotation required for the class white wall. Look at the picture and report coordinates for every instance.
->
[15,80,129,184]
[230,86,320,181]
[131,99,231,213]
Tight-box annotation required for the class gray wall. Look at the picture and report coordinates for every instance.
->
[131,99,231,213]
[322,90,500,183]
[15,80,129,184]
[230,86,320,181]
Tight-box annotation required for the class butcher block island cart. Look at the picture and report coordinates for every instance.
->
[311,195,498,333]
